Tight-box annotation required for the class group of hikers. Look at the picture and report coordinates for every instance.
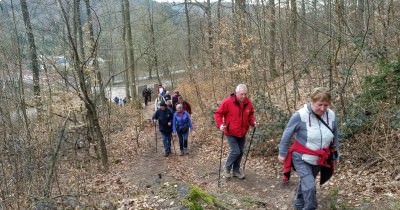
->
[113,96,127,106]
[148,83,339,210]
[150,84,193,157]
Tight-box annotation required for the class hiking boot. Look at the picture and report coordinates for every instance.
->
[293,205,304,210]
[180,151,184,156]
[184,148,189,155]
[164,152,169,157]
[233,172,245,179]
[224,170,231,178]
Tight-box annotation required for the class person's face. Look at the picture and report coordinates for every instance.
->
[176,107,183,113]
[311,100,329,116]
[236,89,247,102]
[160,106,166,110]
[178,97,183,102]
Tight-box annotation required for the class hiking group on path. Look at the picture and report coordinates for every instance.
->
[149,84,193,157]
[143,83,339,210]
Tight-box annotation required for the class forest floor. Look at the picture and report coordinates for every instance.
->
[81,100,400,210]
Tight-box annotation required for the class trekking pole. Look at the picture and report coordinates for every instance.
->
[217,131,225,187]
[154,121,157,153]
[171,134,176,154]
[242,127,256,175]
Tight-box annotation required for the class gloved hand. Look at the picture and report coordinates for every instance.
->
[219,124,226,132]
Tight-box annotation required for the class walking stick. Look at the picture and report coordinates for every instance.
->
[171,134,176,154]
[154,121,157,153]
[242,127,256,175]
[217,131,225,187]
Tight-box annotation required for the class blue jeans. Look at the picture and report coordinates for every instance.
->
[161,132,172,154]
[292,152,320,210]
[225,135,246,173]
[177,131,189,151]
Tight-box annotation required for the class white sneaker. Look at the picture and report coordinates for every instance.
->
[233,172,245,179]
[224,170,231,178]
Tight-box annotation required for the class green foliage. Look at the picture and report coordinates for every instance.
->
[250,91,289,154]
[341,61,400,139]
[391,201,400,210]
[252,91,289,138]
[362,61,400,104]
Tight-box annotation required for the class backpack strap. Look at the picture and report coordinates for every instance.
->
[311,110,334,135]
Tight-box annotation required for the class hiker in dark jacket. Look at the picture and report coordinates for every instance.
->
[113,96,119,105]
[173,104,193,156]
[164,91,172,101]
[172,90,181,112]
[142,87,152,106]
[278,87,339,210]
[152,101,173,157]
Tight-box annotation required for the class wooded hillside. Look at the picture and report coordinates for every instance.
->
[0,0,399,209]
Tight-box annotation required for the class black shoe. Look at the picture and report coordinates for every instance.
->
[164,153,169,157]
[180,151,184,156]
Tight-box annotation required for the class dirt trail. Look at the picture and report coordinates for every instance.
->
[91,99,397,210]
[117,101,305,209]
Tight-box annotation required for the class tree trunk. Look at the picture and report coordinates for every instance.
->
[147,0,162,86]
[269,0,277,78]
[57,0,108,170]
[19,0,40,98]
[121,0,131,99]
[75,0,85,59]
[123,0,137,99]
[84,0,107,104]
[184,0,205,113]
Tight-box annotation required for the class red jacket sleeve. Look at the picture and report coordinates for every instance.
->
[249,104,256,126]
[214,99,228,129]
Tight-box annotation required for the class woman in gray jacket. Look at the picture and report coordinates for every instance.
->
[278,87,339,210]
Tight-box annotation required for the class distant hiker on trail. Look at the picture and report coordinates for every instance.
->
[278,87,339,210]
[152,101,173,157]
[113,96,119,105]
[214,84,256,179]
[142,87,152,106]
[177,96,192,115]
[118,97,124,106]
[164,91,172,101]
[173,104,193,156]
[172,90,181,112]
[158,84,165,97]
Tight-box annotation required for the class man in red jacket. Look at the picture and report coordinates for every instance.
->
[214,84,256,179]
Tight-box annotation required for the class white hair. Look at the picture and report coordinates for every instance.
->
[176,104,183,109]
[235,84,247,93]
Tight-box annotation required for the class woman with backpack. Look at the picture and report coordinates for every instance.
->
[173,104,193,156]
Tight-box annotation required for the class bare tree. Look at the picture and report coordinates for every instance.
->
[147,0,162,86]
[19,0,40,99]
[184,0,205,113]
[57,0,108,170]
[123,0,137,100]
